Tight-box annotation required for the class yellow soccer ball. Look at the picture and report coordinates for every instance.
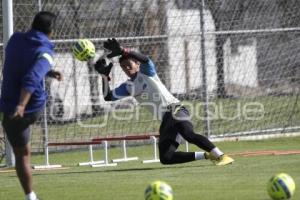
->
[144,181,173,200]
[72,39,95,61]
[267,173,296,200]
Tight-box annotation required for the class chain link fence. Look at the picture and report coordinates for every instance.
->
[0,0,300,154]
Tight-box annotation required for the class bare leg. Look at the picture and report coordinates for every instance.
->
[13,144,32,195]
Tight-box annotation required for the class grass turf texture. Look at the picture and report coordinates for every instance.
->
[28,96,300,147]
[0,137,299,200]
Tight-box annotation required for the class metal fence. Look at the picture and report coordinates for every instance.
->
[0,0,300,159]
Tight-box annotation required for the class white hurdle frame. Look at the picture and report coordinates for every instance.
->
[33,135,189,168]
[78,144,105,166]
[34,141,102,169]
[32,143,62,170]
[92,141,117,167]
[112,140,138,163]
[142,136,160,163]
[142,137,190,164]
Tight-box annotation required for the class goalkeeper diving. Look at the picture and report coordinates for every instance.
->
[94,38,234,166]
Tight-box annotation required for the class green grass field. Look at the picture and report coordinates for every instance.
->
[33,95,300,143]
[1,136,300,200]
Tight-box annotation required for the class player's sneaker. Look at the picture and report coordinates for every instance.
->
[214,154,234,166]
[204,152,217,161]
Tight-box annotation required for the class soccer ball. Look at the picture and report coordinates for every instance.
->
[267,173,296,200]
[72,39,95,61]
[144,181,173,200]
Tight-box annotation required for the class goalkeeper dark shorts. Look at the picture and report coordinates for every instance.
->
[159,105,191,146]
[2,111,41,147]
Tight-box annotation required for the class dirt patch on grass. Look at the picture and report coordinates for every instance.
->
[229,150,300,157]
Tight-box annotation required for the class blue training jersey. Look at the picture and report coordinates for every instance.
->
[111,59,180,120]
[0,30,54,114]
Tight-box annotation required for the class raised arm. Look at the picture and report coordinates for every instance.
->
[103,38,156,76]
[94,58,129,101]
[104,38,148,63]
[94,58,113,101]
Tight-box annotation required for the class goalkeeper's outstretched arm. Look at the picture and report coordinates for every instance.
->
[101,76,113,101]
[93,58,113,101]
[103,38,148,63]
[120,49,148,63]
[94,57,129,101]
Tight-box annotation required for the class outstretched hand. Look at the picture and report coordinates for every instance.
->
[103,38,123,58]
[94,58,113,77]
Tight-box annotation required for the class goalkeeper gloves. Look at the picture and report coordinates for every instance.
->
[103,38,129,58]
[94,58,113,78]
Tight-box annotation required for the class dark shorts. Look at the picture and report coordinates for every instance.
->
[159,106,191,147]
[2,111,41,147]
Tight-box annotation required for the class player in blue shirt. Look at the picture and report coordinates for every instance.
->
[94,38,234,166]
[0,11,62,200]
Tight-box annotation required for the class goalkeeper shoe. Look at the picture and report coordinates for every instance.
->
[214,154,234,166]
[204,152,217,161]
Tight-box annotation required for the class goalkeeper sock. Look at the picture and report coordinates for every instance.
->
[210,147,224,158]
[194,152,205,160]
[25,191,37,200]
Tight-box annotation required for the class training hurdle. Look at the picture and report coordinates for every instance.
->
[33,140,103,169]
[91,134,190,166]
[33,134,190,168]
[91,134,160,167]
[141,135,161,164]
